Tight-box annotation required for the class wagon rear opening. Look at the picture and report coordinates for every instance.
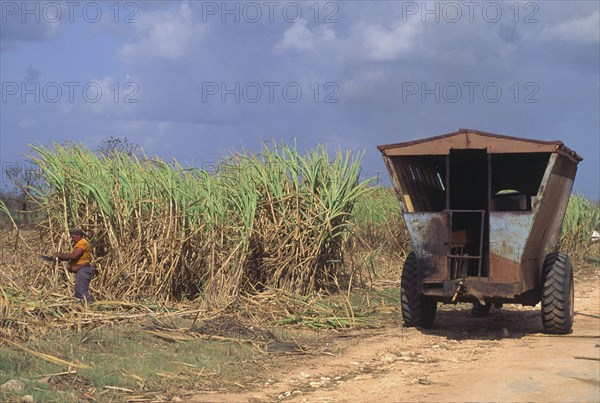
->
[378,129,581,333]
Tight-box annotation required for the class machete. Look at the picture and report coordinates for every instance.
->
[40,254,58,263]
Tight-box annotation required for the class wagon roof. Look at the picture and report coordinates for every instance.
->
[377,128,582,162]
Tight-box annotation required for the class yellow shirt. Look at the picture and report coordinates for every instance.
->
[70,238,91,269]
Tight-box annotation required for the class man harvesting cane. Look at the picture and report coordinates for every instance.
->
[54,227,94,303]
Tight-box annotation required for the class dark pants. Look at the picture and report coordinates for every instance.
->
[74,265,94,303]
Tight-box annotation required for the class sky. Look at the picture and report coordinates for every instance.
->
[1,0,599,198]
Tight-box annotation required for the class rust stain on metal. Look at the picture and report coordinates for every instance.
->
[489,253,521,283]
[404,213,448,281]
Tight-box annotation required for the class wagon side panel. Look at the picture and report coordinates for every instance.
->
[404,213,449,281]
[521,153,578,291]
[489,212,534,284]
[382,155,409,212]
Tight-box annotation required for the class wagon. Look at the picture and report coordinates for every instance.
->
[377,129,582,334]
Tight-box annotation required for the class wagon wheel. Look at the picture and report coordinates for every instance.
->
[541,252,574,334]
[400,252,437,328]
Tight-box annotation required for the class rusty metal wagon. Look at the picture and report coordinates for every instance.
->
[378,129,582,334]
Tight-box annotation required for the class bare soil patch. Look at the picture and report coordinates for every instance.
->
[188,273,600,402]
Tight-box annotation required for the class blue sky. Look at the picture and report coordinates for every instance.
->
[1,1,599,198]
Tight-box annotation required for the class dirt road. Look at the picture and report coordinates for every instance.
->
[191,275,600,402]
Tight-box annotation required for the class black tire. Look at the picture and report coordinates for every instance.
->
[541,252,574,334]
[400,252,437,328]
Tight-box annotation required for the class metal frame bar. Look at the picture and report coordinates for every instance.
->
[445,155,450,210]
[446,209,486,278]
[477,210,485,277]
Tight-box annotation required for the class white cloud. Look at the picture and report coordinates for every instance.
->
[79,76,117,116]
[541,10,600,44]
[77,76,141,119]
[275,19,336,52]
[275,16,421,62]
[353,18,421,61]
[119,2,204,60]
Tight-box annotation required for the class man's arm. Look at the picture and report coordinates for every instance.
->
[54,247,84,262]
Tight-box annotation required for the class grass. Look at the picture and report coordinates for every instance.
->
[19,141,370,304]
[0,285,407,402]
[352,186,408,253]
[560,194,600,261]
[0,323,260,402]
[342,186,412,284]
